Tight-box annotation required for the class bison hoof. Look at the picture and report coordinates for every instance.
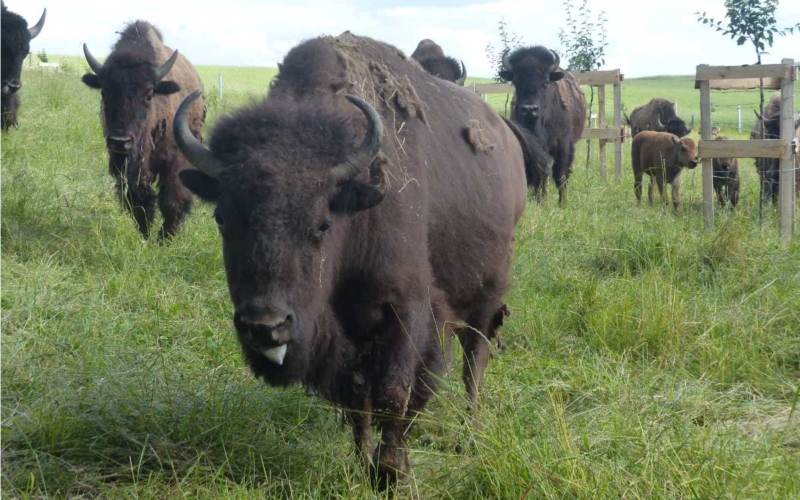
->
[371,445,410,490]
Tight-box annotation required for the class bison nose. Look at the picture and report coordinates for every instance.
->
[234,309,294,365]
[106,134,134,153]
[521,104,540,117]
[2,79,21,95]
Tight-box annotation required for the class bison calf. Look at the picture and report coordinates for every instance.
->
[632,131,699,212]
[711,136,739,207]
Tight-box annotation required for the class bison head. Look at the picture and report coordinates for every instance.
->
[712,136,735,173]
[662,115,694,137]
[1,5,45,96]
[500,46,564,128]
[81,44,180,162]
[753,109,781,140]
[671,135,699,169]
[174,91,384,384]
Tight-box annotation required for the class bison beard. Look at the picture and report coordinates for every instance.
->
[174,33,528,490]
[1,2,46,131]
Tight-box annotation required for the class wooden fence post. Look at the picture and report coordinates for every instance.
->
[613,80,622,182]
[779,58,795,238]
[700,75,714,230]
[598,84,608,182]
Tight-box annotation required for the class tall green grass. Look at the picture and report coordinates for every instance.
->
[2,64,798,499]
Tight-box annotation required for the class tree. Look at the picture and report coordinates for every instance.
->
[484,19,524,116]
[558,0,608,176]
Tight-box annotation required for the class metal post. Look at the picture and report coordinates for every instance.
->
[779,58,795,238]
[737,105,742,133]
[700,77,714,230]
[613,81,622,182]
[218,74,223,100]
[598,85,608,182]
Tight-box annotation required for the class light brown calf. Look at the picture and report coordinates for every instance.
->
[631,131,699,212]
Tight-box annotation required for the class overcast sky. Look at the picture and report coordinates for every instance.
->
[12,0,800,78]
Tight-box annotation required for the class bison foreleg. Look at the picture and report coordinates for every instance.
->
[671,174,682,212]
[118,182,157,239]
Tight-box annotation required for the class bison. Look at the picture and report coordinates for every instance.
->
[711,136,740,207]
[631,131,699,211]
[500,46,586,204]
[750,94,800,204]
[81,21,205,240]
[173,32,528,490]
[625,98,694,138]
[410,39,466,86]
[1,2,46,131]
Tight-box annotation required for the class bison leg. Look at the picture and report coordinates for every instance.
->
[552,143,573,206]
[730,182,740,207]
[1,93,20,131]
[715,184,726,206]
[634,171,644,203]
[671,174,682,212]
[157,164,194,241]
[647,177,655,204]
[118,182,157,239]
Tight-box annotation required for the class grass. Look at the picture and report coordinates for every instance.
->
[2,61,799,499]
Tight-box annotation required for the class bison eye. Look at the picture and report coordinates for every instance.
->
[318,219,332,234]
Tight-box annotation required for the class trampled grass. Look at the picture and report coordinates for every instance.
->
[2,63,799,499]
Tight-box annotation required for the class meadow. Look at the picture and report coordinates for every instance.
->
[2,59,799,499]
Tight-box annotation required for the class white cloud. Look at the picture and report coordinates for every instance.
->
[13,0,800,78]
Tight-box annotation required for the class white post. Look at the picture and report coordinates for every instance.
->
[738,105,742,133]
[218,74,223,100]
[779,58,795,238]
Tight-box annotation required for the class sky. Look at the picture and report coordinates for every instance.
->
[11,0,800,79]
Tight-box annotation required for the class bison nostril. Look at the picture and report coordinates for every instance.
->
[107,135,133,151]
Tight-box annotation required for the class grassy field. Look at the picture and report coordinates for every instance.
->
[2,61,799,499]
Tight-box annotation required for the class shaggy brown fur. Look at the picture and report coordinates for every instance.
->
[632,131,699,212]
[81,20,205,240]
[410,39,466,86]
[177,32,528,490]
[1,1,45,131]
[626,98,694,138]
[501,46,586,205]
[711,136,740,207]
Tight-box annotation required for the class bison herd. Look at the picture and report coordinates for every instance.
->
[2,3,799,491]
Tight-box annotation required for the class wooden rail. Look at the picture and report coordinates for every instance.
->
[472,69,625,182]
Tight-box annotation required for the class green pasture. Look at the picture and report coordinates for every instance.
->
[2,61,799,499]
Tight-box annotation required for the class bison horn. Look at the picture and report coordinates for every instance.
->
[754,109,764,121]
[174,90,224,179]
[455,60,467,86]
[623,111,631,126]
[155,50,179,81]
[687,115,695,134]
[83,44,104,74]
[28,8,46,39]
[502,52,512,72]
[330,95,384,183]
[550,49,561,70]
[656,112,665,131]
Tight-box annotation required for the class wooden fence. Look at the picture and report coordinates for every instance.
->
[471,69,625,181]
[695,60,797,237]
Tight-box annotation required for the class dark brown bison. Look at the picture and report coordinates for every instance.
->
[750,94,800,204]
[500,46,586,204]
[410,39,466,85]
[625,98,694,138]
[632,131,699,211]
[711,136,739,207]
[81,21,205,240]
[174,32,528,490]
[1,2,45,131]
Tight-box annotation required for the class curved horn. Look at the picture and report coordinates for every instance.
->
[502,52,512,71]
[687,115,695,134]
[550,49,561,70]
[623,111,631,126]
[656,111,665,131]
[83,44,104,74]
[455,60,467,86]
[174,90,224,179]
[155,50,179,81]
[28,8,46,39]
[330,95,384,183]
[754,109,764,121]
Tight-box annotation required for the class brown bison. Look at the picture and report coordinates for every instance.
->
[81,21,205,240]
[632,131,699,211]
[625,98,694,138]
[174,32,529,490]
[750,94,800,204]
[410,39,466,86]
[501,46,586,204]
[711,136,740,207]
[1,2,46,131]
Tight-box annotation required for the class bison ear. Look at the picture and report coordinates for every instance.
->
[330,181,384,214]
[81,73,101,89]
[180,169,220,202]
[549,71,565,82]
[671,135,681,146]
[498,70,514,82]
[156,80,181,95]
